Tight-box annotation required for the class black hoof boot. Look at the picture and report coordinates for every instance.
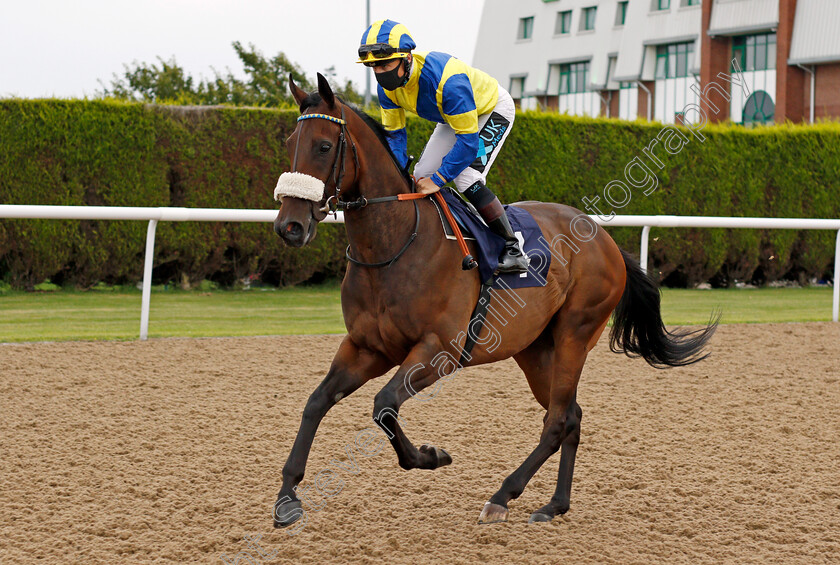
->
[528,511,554,523]
[273,497,303,528]
[418,444,453,469]
[527,500,568,524]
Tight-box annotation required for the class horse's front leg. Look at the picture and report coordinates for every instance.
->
[371,335,454,471]
[274,336,393,528]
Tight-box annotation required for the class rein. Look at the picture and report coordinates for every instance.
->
[345,199,421,268]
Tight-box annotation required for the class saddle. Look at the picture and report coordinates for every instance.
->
[432,188,551,290]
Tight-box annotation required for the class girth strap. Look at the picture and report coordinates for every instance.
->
[458,275,496,367]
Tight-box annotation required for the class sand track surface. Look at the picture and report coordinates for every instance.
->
[2,323,839,564]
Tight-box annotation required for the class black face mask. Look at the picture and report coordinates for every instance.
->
[375,62,407,91]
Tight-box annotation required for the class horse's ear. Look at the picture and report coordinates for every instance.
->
[288,73,308,107]
[317,72,335,109]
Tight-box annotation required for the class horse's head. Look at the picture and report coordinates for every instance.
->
[274,73,358,247]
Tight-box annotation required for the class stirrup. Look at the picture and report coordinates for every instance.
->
[497,244,530,274]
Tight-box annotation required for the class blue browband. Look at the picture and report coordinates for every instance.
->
[297,113,346,125]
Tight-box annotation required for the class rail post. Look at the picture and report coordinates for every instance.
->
[834,229,839,322]
[640,225,651,274]
[139,219,158,340]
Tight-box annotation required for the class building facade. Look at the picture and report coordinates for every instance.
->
[473,0,840,124]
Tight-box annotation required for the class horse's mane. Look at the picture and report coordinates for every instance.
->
[299,93,412,184]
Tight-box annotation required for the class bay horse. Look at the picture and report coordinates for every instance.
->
[272,73,717,526]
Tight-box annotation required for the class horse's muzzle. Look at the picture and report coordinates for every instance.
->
[275,218,307,247]
[274,197,321,247]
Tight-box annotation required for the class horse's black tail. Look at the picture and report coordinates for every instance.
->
[609,249,720,368]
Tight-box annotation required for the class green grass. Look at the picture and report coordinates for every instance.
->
[0,283,344,342]
[660,287,834,324]
[0,284,834,342]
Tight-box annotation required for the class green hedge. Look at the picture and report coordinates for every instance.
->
[0,100,347,289]
[1,100,838,289]
[493,113,840,286]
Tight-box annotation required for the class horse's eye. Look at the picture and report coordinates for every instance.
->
[319,143,332,153]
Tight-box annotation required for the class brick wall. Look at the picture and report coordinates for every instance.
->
[700,0,733,122]
[811,63,840,120]
[776,0,807,122]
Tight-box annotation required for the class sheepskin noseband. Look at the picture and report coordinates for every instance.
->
[273,172,325,202]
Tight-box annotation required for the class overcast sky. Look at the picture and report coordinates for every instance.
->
[0,0,486,99]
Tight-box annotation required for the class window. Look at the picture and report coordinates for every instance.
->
[559,62,590,94]
[655,42,695,79]
[580,7,597,31]
[742,90,774,126]
[509,76,526,99]
[732,33,777,71]
[653,0,670,10]
[681,0,700,6]
[555,10,572,34]
[615,1,629,26]
[518,16,534,40]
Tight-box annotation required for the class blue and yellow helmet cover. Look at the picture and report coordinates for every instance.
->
[357,19,416,64]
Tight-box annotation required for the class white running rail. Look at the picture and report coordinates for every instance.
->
[0,205,838,338]
[0,206,342,339]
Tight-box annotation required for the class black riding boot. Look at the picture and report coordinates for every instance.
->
[463,182,529,274]
[486,211,530,274]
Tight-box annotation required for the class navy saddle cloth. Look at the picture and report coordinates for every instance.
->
[438,188,551,290]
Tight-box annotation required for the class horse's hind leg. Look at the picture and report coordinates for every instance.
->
[274,336,393,528]
[478,336,587,524]
[528,396,582,522]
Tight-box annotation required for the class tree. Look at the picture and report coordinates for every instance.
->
[100,57,200,104]
[98,42,370,108]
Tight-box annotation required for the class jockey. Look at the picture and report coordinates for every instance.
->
[357,19,529,274]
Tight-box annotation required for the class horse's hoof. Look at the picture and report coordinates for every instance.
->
[419,444,452,468]
[478,502,509,524]
[273,498,303,528]
[528,511,554,524]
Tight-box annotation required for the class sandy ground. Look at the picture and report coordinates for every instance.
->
[1,323,839,565]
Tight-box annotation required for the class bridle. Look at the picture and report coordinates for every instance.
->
[291,105,424,268]
[292,108,360,215]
